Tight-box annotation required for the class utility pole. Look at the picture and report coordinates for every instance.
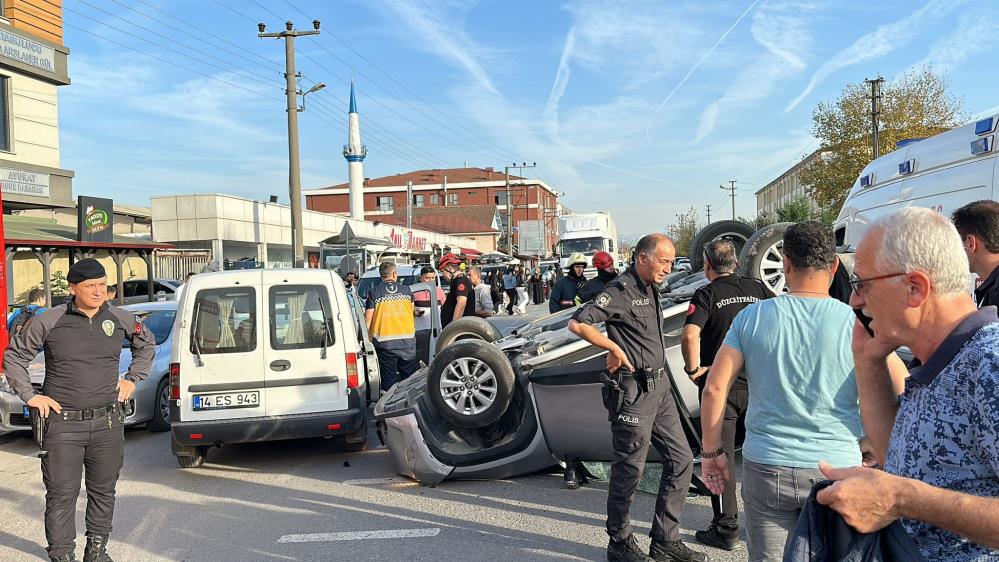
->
[705,204,712,225]
[865,76,884,159]
[719,180,737,220]
[504,162,536,255]
[259,20,321,268]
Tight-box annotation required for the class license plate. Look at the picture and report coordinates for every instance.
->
[193,391,259,411]
[22,405,29,417]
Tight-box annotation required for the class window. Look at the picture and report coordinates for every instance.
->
[376,196,394,211]
[494,192,509,206]
[448,193,458,206]
[413,194,425,208]
[129,309,176,346]
[269,285,334,350]
[0,76,8,151]
[430,193,440,205]
[467,191,477,196]
[191,288,257,354]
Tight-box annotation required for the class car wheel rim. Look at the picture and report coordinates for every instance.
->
[439,357,497,416]
[757,240,786,294]
[159,384,171,424]
[713,232,750,256]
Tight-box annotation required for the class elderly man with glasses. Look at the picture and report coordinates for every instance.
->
[818,207,999,561]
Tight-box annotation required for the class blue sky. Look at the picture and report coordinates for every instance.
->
[59,0,999,237]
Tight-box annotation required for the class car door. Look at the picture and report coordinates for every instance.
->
[345,287,381,403]
[262,272,348,416]
[182,276,266,422]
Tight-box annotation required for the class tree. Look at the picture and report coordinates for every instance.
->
[799,66,965,211]
[775,197,814,223]
[667,207,699,256]
[739,214,775,231]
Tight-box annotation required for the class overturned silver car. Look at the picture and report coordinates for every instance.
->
[373,301,714,486]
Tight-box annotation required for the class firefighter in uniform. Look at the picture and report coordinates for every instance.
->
[569,234,708,562]
[3,259,155,562]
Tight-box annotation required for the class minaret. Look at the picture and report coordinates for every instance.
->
[343,82,367,220]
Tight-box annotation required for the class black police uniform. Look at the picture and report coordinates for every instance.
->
[572,267,694,549]
[684,273,771,539]
[2,261,155,562]
[440,272,476,328]
[578,268,619,304]
[549,270,586,313]
[975,265,999,308]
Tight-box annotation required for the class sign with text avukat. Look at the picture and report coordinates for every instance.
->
[0,166,49,198]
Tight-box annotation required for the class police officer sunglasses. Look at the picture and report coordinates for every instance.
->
[848,272,906,295]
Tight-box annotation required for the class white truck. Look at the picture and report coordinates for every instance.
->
[557,212,619,270]
[735,113,999,293]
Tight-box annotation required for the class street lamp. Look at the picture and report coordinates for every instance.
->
[299,82,325,112]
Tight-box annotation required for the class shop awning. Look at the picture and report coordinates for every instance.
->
[460,248,482,256]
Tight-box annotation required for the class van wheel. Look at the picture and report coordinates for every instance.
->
[688,220,756,272]
[427,340,515,429]
[739,222,793,295]
[176,446,209,469]
[434,317,502,355]
[147,378,171,433]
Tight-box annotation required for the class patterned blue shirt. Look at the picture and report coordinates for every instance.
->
[884,307,999,561]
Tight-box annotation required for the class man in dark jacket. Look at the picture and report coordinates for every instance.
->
[549,252,588,313]
[578,251,618,304]
[952,200,999,308]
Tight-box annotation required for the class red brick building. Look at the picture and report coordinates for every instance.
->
[304,167,560,256]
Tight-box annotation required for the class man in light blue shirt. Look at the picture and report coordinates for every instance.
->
[700,221,864,562]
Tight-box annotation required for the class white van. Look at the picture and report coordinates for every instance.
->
[168,269,383,468]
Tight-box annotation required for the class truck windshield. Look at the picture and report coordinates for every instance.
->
[559,237,603,255]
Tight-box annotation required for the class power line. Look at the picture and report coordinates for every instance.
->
[250,0,285,22]
[284,0,522,163]
[64,22,282,101]
[211,0,258,24]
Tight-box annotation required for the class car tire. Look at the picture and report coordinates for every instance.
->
[427,340,515,429]
[688,220,756,272]
[434,317,502,355]
[175,446,209,469]
[147,377,171,433]
[739,222,793,295]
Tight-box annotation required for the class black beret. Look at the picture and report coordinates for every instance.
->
[67,258,106,283]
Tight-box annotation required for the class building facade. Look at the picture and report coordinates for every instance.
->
[755,149,824,218]
[305,167,560,257]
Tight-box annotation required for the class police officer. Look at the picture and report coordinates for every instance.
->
[569,234,707,562]
[438,253,476,327]
[681,240,771,550]
[578,250,619,304]
[549,252,588,313]
[3,259,155,562]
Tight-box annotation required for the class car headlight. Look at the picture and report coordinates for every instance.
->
[0,376,15,395]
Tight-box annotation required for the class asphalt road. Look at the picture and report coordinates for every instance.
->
[0,303,750,562]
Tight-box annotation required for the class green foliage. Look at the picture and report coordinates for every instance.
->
[800,66,964,211]
[739,214,775,230]
[775,197,814,223]
[39,271,69,296]
[667,207,699,256]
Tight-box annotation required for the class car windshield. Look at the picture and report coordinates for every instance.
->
[124,309,176,346]
[560,237,603,254]
[355,275,418,298]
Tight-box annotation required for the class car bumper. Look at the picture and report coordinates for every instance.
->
[0,392,30,432]
[170,407,366,447]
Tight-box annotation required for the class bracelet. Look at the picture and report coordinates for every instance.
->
[701,448,725,459]
[683,365,700,376]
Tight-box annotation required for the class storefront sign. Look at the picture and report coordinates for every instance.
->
[0,167,49,198]
[390,228,428,251]
[78,196,114,243]
[0,29,55,73]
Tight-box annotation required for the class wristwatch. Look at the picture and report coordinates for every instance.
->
[683,365,700,376]
[701,448,725,459]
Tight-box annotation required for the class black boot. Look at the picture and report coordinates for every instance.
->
[49,554,76,562]
[83,533,114,562]
[650,539,709,562]
[694,525,738,551]
[563,459,590,489]
[607,534,652,562]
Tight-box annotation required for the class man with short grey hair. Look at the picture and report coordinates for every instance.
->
[467,266,494,318]
[820,207,999,560]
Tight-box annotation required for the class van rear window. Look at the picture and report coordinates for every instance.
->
[269,285,334,350]
[190,288,256,354]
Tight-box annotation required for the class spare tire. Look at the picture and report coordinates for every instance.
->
[738,222,793,295]
[427,340,515,429]
[688,220,756,272]
[435,317,502,355]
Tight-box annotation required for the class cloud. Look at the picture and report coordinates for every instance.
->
[694,0,816,142]
[909,4,999,74]
[785,0,969,112]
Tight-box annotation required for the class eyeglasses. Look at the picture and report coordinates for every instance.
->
[849,272,906,295]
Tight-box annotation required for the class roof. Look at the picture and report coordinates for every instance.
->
[315,167,527,190]
[369,205,499,235]
[2,215,173,250]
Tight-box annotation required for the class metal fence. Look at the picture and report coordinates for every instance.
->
[155,249,211,281]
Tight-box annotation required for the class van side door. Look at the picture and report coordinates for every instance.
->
[262,274,348,416]
[347,288,381,403]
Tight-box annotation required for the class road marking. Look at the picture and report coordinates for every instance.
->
[277,528,441,543]
[342,477,410,485]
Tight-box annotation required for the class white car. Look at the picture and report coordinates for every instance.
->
[169,269,397,468]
